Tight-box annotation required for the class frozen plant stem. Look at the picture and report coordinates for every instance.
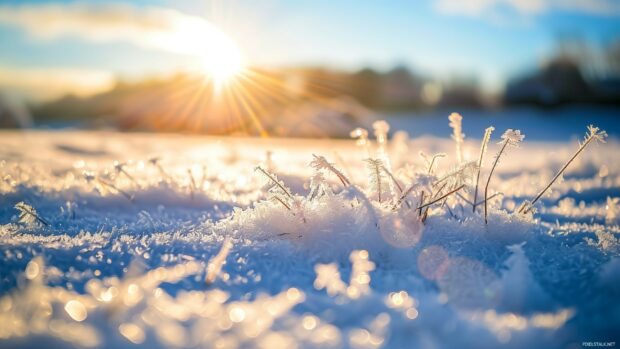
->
[449,113,464,163]
[255,166,293,199]
[148,157,170,182]
[15,202,49,226]
[418,191,425,216]
[365,159,384,203]
[485,129,524,224]
[273,196,292,211]
[96,177,135,202]
[188,169,197,200]
[311,154,350,187]
[484,141,508,224]
[421,183,447,220]
[382,164,412,208]
[374,164,382,203]
[457,192,502,207]
[417,185,465,211]
[114,161,138,186]
[473,127,494,212]
[427,153,446,175]
[391,182,418,210]
[517,125,607,214]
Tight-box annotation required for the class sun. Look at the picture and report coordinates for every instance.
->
[167,16,245,89]
[201,31,244,88]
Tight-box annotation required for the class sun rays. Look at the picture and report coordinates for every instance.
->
[120,61,360,137]
[101,5,373,137]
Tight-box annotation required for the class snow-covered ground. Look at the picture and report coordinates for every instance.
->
[1,124,619,348]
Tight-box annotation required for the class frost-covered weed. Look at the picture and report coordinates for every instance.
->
[365,158,390,203]
[419,151,446,175]
[15,201,49,227]
[484,129,524,223]
[310,154,350,187]
[517,125,608,215]
[148,156,170,182]
[187,168,198,200]
[84,171,135,202]
[448,112,465,163]
[114,160,138,186]
[473,126,494,212]
[255,166,306,223]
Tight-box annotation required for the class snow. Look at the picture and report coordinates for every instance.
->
[0,126,619,348]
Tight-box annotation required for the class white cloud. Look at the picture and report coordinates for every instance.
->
[434,0,620,17]
[0,2,235,57]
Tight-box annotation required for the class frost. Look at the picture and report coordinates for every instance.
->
[586,231,619,251]
[365,158,390,203]
[0,126,618,349]
[15,201,49,227]
[310,154,350,187]
[448,112,465,163]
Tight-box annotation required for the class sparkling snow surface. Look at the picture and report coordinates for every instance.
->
[1,130,619,349]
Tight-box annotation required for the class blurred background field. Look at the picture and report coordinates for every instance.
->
[0,0,619,139]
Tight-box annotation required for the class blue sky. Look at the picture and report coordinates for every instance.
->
[0,0,618,99]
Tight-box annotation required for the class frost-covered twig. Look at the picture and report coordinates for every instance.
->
[434,161,478,189]
[418,191,425,216]
[15,202,49,226]
[114,161,138,186]
[420,152,446,175]
[485,129,524,223]
[187,168,197,200]
[424,181,448,220]
[310,154,350,187]
[449,113,465,163]
[255,166,293,199]
[148,156,170,182]
[256,166,306,222]
[517,125,607,215]
[365,158,386,203]
[457,192,502,207]
[381,164,403,193]
[472,126,494,212]
[205,238,233,285]
[392,182,419,210]
[308,171,329,201]
[84,171,135,202]
[272,196,292,211]
[417,185,465,211]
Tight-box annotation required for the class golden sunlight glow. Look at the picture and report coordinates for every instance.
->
[191,27,244,90]
[164,15,245,88]
[198,29,244,88]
